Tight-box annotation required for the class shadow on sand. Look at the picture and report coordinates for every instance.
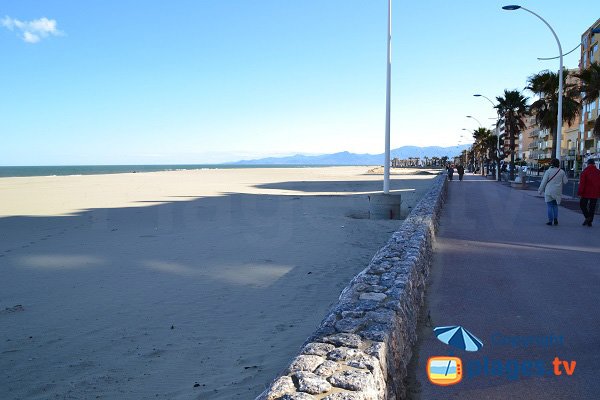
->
[0,176,436,399]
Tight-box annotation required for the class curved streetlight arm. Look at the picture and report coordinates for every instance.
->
[466,115,482,128]
[537,43,580,60]
[518,7,563,57]
[474,94,496,108]
[504,5,564,161]
[537,29,599,60]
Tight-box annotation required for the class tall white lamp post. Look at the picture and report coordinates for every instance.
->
[369,0,400,219]
[502,5,563,163]
[383,0,392,193]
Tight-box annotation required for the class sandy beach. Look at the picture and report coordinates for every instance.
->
[0,166,438,399]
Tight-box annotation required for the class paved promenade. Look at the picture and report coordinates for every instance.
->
[411,173,600,399]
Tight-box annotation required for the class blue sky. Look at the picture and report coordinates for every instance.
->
[1,1,597,165]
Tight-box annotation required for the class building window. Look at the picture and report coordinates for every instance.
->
[591,43,598,61]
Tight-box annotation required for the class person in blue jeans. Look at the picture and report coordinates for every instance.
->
[538,158,569,225]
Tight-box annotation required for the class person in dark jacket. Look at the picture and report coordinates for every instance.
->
[578,158,600,227]
[447,165,454,181]
[457,164,465,181]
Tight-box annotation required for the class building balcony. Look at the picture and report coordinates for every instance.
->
[530,149,549,159]
[585,129,598,139]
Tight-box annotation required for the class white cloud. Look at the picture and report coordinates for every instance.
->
[23,31,40,43]
[1,16,63,43]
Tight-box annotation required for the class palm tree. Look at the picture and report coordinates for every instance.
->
[495,90,529,181]
[471,127,494,176]
[483,132,500,176]
[526,69,580,159]
[574,62,600,138]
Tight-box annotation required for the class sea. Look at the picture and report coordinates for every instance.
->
[0,164,337,178]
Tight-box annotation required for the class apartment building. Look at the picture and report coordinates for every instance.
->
[519,115,534,161]
[526,109,555,169]
[563,69,583,173]
[579,18,600,164]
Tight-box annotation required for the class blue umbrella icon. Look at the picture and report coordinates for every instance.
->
[434,326,483,352]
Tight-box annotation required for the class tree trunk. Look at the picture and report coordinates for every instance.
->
[509,130,515,181]
[481,156,485,176]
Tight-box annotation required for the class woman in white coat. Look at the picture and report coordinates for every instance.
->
[538,158,569,225]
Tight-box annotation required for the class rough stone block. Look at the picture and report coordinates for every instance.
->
[358,292,387,302]
[328,370,376,391]
[314,360,340,377]
[335,317,366,333]
[301,342,335,357]
[346,353,379,371]
[294,371,332,395]
[341,310,365,319]
[322,333,362,349]
[369,263,388,274]
[355,274,380,285]
[288,355,325,373]
[327,347,363,362]
[264,376,296,400]
[363,285,387,293]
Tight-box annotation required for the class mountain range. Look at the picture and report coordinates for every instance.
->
[228,145,470,165]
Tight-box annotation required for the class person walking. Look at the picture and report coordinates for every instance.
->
[457,164,465,181]
[447,165,454,181]
[538,158,569,226]
[578,158,600,227]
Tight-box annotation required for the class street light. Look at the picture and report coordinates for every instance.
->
[466,115,482,128]
[368,0,401,220]
[537,29,599,60]
[474,94,502,181]
[383,0,392,194]
[535,28,600,176]
[502,5,564,163]
[473,94,495,108]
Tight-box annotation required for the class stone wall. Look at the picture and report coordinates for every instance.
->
[257,174,447,400]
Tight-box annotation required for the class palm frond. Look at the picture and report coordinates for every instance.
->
[574,62,600,103]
